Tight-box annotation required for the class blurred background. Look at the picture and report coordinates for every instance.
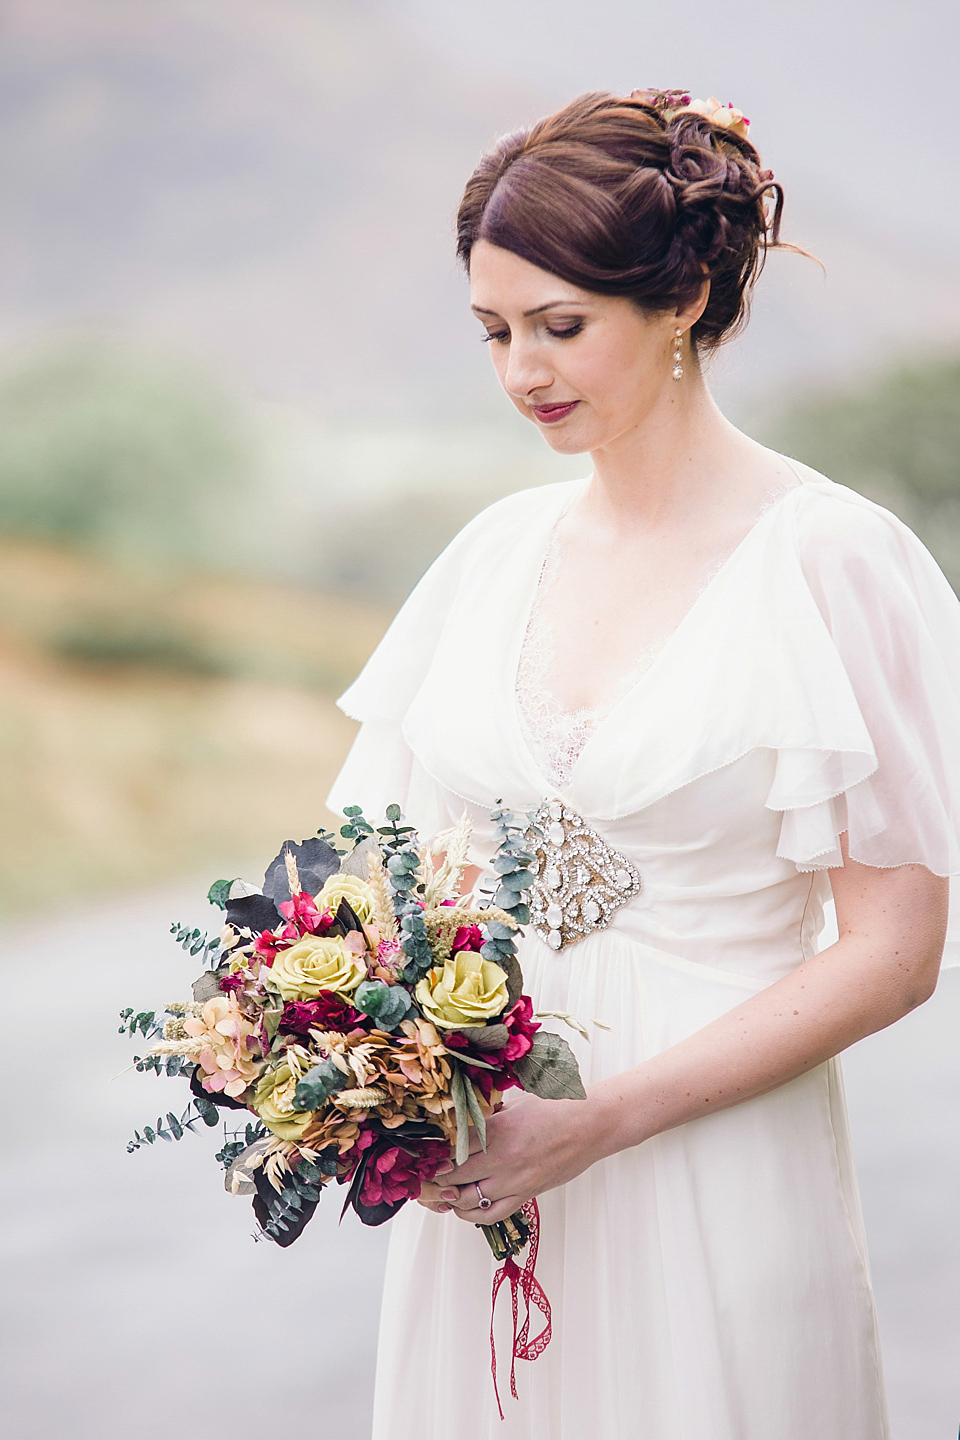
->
[0,1,957,1436]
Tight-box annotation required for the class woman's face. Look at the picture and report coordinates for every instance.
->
[469,239,691,455]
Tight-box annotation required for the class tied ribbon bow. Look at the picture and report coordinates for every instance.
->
[489,1199,552,1419]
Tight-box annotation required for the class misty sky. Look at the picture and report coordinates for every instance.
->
[0,0,955,429]
[397,0,959,257]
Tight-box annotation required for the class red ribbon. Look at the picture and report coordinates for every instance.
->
[489,1199,553,1419]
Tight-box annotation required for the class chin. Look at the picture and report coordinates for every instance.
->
[536,424,595,456]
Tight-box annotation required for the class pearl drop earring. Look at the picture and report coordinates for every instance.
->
[672,328,684,382]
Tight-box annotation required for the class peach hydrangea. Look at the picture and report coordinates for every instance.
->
[183,994,263,1098]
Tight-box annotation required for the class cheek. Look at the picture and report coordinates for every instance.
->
[584,335,660,410]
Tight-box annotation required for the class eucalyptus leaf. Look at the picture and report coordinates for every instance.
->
[294,1058,348,1110]
[353,979,412,1031]
[512,1030,586,1101]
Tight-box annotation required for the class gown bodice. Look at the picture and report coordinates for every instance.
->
[330,458,960,980]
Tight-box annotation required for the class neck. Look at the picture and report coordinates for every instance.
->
[584,363,743,533]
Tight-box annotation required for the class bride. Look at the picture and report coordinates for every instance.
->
[329,89,959,1439]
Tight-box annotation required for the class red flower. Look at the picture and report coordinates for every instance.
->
[280,991,367,1034]
[253,925,295,966]
[451,923,484,954]
[218,972,245,994]
[358,1137,450,1208]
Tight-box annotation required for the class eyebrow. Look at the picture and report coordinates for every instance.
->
[471,301,583,318]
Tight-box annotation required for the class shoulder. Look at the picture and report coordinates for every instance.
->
[779,460,946,592]
[773,459,958,632]
[442,479,581,554]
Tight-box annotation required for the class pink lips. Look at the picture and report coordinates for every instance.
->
[531,400,579,424]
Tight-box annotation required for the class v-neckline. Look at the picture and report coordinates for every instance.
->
[510,468,806,796]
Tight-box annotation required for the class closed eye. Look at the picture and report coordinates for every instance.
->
[480,322,584,344]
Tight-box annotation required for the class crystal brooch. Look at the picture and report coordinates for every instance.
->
[526,801,642,951]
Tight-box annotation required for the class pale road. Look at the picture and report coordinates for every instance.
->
[0,882,957,1439]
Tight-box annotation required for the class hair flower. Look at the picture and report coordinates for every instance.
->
[672,95,750,139]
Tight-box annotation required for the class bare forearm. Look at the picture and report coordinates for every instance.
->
[585,930,940,1162]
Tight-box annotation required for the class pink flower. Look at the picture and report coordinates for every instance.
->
[451,923,484,954]
[278,891,337,936]
[501,995,540,1063]
[445,995,542,1098]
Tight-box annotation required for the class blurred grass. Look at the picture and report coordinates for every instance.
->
[762,353,960,589]
[0,535,388,916]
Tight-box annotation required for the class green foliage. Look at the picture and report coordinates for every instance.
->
[376,803,417,859]
[353,978,413,1031]
[315,825,345,855]
[486,803,537,933]
[131,1052,193,1078]
[450,1064,487,1165]
[215,1120,268,1170]
[206,879,232,911]
[512,1031,587,1101]
[0,341,250,564]
[127,1094,219,1153]
[170,921,221,968]
[339,805,374,846]
[118,1007,163,1040]
[293,1057,349,1110]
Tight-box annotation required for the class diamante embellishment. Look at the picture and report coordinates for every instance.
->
[527,802,642,951]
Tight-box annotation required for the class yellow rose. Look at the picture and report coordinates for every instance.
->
[315,873,376,923]
[415,950,509,1030]
[252,1061,313,1141]
[265,935,367,1003]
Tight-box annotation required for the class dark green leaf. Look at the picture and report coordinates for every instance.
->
[207,878,232,910]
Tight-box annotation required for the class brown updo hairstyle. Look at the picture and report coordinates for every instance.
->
[456,90,789,350]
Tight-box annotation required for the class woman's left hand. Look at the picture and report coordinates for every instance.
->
[427,1087,603,1226]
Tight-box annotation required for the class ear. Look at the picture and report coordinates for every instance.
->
[676,276,710,331]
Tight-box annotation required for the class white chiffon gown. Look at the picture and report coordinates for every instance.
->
[328,458,960,1440]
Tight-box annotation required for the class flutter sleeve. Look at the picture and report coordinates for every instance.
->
[325,498,498,839]
[770,484,960,962]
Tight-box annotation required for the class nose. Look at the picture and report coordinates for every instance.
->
[501,336,554,401]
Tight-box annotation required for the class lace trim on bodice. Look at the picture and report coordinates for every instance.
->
[516,486,796,791]
[516,531,664,790]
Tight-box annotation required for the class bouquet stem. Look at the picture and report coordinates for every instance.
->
[478,1208,530,1260]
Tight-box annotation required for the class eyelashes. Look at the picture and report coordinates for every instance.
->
[480,322,584,345]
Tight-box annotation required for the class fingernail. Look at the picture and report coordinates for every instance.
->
[435,1162,454,1175]
[438,1204,450,1213]
[440,1189,458,1201]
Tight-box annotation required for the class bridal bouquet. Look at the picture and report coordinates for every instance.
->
[119,804,584,1266]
